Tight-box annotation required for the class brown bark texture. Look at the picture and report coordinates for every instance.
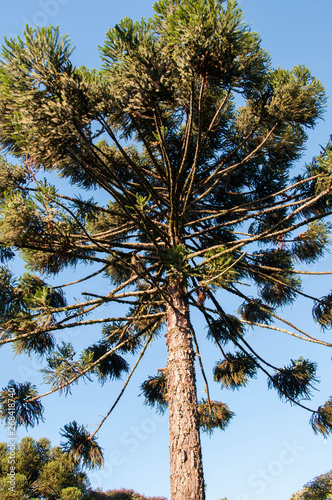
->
[166,282,205,500]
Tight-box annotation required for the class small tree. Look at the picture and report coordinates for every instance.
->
[0,436,88,499]
[0,1,332,498]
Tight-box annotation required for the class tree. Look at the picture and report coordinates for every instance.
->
[290,471,332,500]
[85,489,166,500]
[0,0,331,498]
[0,436,88,499]
[0,437,162,500]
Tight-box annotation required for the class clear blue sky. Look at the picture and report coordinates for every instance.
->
[0,1,332,500]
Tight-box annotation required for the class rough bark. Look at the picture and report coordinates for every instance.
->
[166,281,205,500]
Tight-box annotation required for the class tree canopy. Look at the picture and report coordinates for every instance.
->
[85,489,166,500]
[290,470,332,500]
[0,0,332,498]
[0,436,88,500]
[0,436,165,500]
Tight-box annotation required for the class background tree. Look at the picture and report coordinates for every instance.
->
[84,489,166,500]
[290,470,332,500]
[0,436,163,500]
[0,0,332,499]
[0,436,88,499]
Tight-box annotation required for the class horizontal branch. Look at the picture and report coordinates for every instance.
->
[26,317,161,403]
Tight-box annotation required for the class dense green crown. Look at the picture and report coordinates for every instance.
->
[0,436,88,499]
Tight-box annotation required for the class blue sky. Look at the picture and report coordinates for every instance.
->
[0,1,332,500]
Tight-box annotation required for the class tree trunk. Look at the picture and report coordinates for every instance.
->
[166,281,205,500]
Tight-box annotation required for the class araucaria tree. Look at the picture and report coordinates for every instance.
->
[0,1,332,498]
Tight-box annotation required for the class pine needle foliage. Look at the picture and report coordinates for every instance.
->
[82,341,130,385]
[60,421,104,470]
[238,299,274,325]
[0,380,44,429]
[41,342,91,395]
[213,352,257,389]
[141,372,168,414]
[268,358,318,402]
[292,221,331,264]
[0,267,66,355]
[290,470,332,500]
[101,322,144,354]
[197,400,234,435]
[199,248,240,287]
[310,398,332,437]
[207,315,245,345]
[312,293,332,330]
[140,375,235,434]
[0,0,331,494]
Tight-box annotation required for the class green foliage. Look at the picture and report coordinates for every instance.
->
[249,250,302,307]
[290,470,332,500]
[266,66,326,126]
[197,399,234,434]
[12,436,51,484]
[0,380,44,429]
[292,221,331,263]
[268,358,318,402]
[0,472,29,499]
[0,157,26,198]
[140,372,168,413]
[101,16,174,120]
[35,454,86,499]
[140,375,235,434]
[310,398,332,437]
[154,0,270,93]
[82,340,130,385]
[60,421,104,469]
[19,274,66,309]
[213,352,257,389]
[61,488,84,500]
[259,273,300,307]
[85,489,166,500]
[101,322,143,354]
[0,268,68,356]
[0,246,14,263]
[0,26,110,173]
[0,0,330,489]
[0,267,19,320]
[312,293,332,330]
[0,188,50,249]
[207,314,244,345]
[0,260,67,355]
[200,248,239,287]
[308,139,332,195]
[103,255,135,285]
[0,436,89,500]
[238,299,274,325]
[162,244,193,281]
[41,342,91,395]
